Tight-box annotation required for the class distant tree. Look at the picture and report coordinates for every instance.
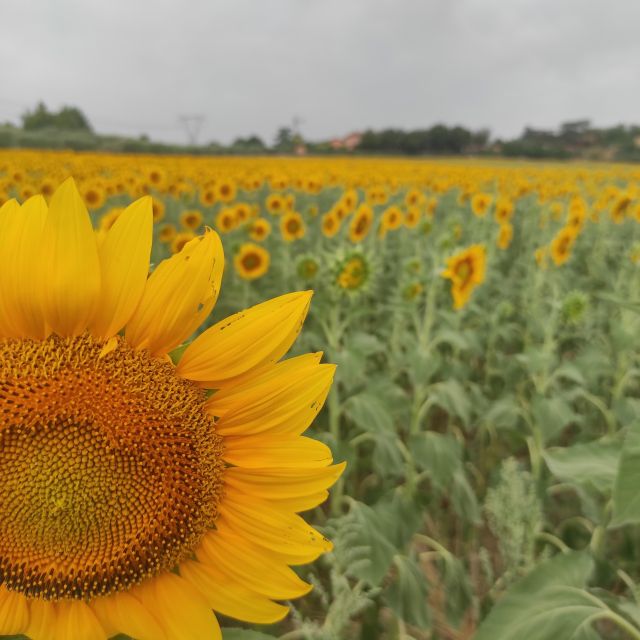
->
[21,102,92,132]
[231,135,267,152]
[274,127,294,152]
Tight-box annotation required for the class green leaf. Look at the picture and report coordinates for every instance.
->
[531,395,578,444]
[409,432,461,487]
[543,438,621,494]
[385,555,430,629]
[344,392,394,433]
[346,501,398,585]
[350,331,385,355]
[612,422,640,527]
[484,396,523,431]
[427,379,471,426]
[474,552,602,640]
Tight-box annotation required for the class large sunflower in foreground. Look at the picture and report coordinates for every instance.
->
[0,178,344,640]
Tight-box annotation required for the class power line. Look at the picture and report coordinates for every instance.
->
[178,115,205,145]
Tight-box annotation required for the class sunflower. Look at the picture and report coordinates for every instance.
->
[348,204,373,243]
[82,183,106,210]
[321,211,340,238]
[404,205,421,229]
[0,179,342,639]
[404,188,424,208]
[215,179,236,203]
[296,255,320,282]
[566,197,587,231]
[151,198,166,223]
[215,207,238,234]
[494,197,514,224]
[335,253,370,292]
[442,244,486,310]
[378,206,403,238]
[496,222,513,250]
[235,242,271,280]
[534,246,549,269]
[550,226,577,266]
[159,223,178,244]
[99,207,125,233]
[180,209,204,230]
[281,212,305,242]
[266,194,285,215]
[172,231,196,254]
[146,166,167,190]
[200,186,216,208]
[249,218,271,242]
[610,193,633,224]
[471,193,492,218]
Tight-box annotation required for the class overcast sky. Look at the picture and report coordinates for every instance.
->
[1,0,638,145]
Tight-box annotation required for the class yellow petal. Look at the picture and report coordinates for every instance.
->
[224,435,333,468]
[126,229,223,356]
[224,463,346,511]
[0,199,23,337]
[132,571,221,640]
[219,496,332,563]
[176,291,312,386]
[0,197,48,339]
[225,482,330,513]
[196,527,312,600]
[91,196,153,339]
[42,177,101,337]
[90,591,166,640]
[0,586,29,635]
[180,559,289,624]
[55,600,106,640]
[26,598,57,640]
[210,358,335,437]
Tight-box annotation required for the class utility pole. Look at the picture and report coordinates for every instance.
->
[178,115,205,145]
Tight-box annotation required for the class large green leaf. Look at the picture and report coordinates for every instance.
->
[344,392,394,433]
[428,379,471,426]
[612,422,640,527]
[543,438,621,494]
[474,552,602,640]
[385,554,430,629]
[531,395,578,444]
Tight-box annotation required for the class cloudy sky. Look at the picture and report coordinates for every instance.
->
[1,0,638,145]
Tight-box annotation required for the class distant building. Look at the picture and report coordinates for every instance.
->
[330,132,363,151]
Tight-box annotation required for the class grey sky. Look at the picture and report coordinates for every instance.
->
[1,0,639,145]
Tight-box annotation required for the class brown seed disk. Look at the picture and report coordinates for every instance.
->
[0,333,224,600]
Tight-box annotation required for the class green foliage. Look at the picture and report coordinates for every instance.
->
[474,552,602,640]
[21,101,92,132]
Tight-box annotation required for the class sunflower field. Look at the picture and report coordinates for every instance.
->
[2,149,640,640]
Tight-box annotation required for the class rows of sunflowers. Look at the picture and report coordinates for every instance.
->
[1,149,640,639]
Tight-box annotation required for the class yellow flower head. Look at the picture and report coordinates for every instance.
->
[266,193,285,215]
[215,207,238,234]
[215,179,236,203]
[171,230,196,254]
[249,217,271,242]
[321,211,341,238]
[471,193,493,217]
[442,244,487,310]
[550,226,577,266]
[234,242,271,280]
[349,204,373,243]
[180,208,204,231]
[281,212,305,242]
[496,222,514,250]
[0,179,342,639]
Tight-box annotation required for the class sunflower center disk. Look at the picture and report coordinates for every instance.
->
[0,334,224,600]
